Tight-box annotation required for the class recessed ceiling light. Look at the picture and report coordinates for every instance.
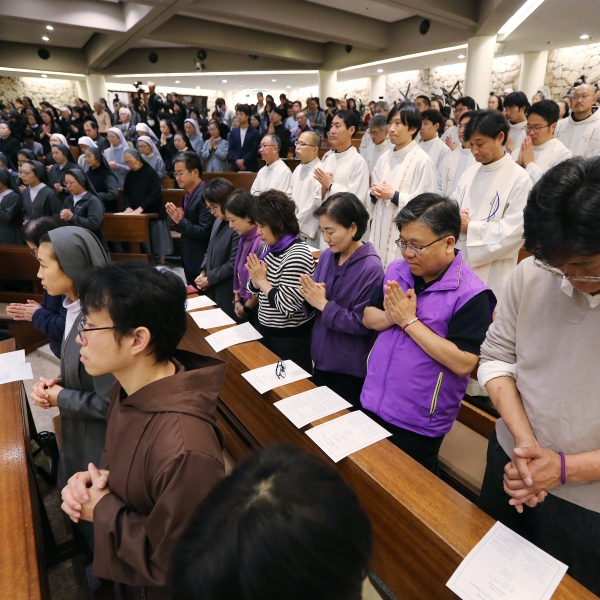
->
[286,85,291,88]
[458,54,466,58]
[222,79,227,83]
[272,79,277,82]
[41,74,47,78]
[175,80,180,83]
[377,68,384,73]
[46,25,53,31]
[42,36,49,41]
[580,34,590,40]
[196,85,200,89]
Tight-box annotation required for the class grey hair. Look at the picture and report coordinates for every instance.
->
[394,193,461,240]
[369,115,388,129]
[374,101,390,112]
[119,107,132,117]
[266,133,281,151]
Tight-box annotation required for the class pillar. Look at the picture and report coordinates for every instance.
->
[370,75,386,102]
[318,69,337,103]
[518,51,548,100]
[464,35,496,109]
[85,74,107,103]
[75,79,89,102]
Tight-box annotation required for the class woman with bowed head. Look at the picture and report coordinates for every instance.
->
[137,135,166,180]
[83,147,119,213]
[0,121,22,168]
[48,143,78,203]
[194,178,239,319]
[201,121,229,173]
[0,167,24,244]
[76,136,98,171]
[21,160,62,221]
[159,119,176,165]
[135,122,159,144]
[38,109,57,154]
[103,127,131,188]
[223,190,264,322]
[0,151,18,180]
[122,148,173,261]
[30,226,114,553]
[246,190,315,373]
[44,133,69,168]
[166,131,192,181]
[184,118,204,155]
[299,192,384,407]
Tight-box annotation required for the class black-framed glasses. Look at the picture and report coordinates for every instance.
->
[77,316,116,343]
[395,236,446,255]
[275,360,286,379]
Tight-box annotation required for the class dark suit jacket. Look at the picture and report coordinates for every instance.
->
[227,126,260,172]
[0,190,23,244]
[201,219,240,319]
[92,135,110,153]
[174,181,215,283]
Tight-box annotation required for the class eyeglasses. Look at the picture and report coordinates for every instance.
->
[294,141,318,147]
[77,316,116,343]
[533,259,600,283]
[572,94,592,101]
[395,236,446,255]
[259,144,277,149]
[525,124,550,133]
[275,360,286,379]
[174,170,190,178]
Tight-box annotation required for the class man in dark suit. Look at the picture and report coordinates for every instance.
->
[262,106,291,158]
[83,121,109,152]
[227,104,260,172]
[146,81,163,115]
[165,152,215,285]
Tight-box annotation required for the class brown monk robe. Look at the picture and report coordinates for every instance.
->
[92,350,227,600]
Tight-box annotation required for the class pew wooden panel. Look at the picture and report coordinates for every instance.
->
[0,338,49,599]
[318,148,330,158]
[109,252,149,263]
[179,308,595,600]
[351,139,362,149]
[162,189,186,208]
[69,146,79,160]
[0,245,43,294]
[162,176,176,189]
[102,213,158,253]
[203,172,256,191]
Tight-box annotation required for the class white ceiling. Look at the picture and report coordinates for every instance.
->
[305,0,414,22]
[0,18,93,48]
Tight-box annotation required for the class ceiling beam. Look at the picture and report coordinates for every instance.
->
[368,0,478,29]
[475,0,527,36]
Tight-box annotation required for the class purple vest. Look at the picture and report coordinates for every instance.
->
[360,251,495,437]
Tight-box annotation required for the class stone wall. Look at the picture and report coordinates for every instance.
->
[491,55,521,93]
[0,76,78,108]
[545,43,600,98]
[336,77,371,108]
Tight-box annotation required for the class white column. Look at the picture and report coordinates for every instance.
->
[75,79,89,102]
[464,35,497,109]
[224,90,234,108]
[318,69,337,103]
[370,75,386,102]
[85,74,107,103]
[518,51,548,100]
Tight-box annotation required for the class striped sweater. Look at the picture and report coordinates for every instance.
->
[248,239,315,336]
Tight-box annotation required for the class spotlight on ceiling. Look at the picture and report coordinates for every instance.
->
[222,79,227,83]
[42,36,49,41]
[377,68,384,73]
[272,79,277,82]
[580,34,590,40]
[458,54,466,58]
[41,74,48,78]
[175,80,180,84]
[46,25,53,31]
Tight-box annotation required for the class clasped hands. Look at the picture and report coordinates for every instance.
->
[245,253,268,287]
[383,280,417,329]
[313,167,333,196]
[165,201,184,224]
[370,181,395,201]
[61,463,111,523]
[298,274,327,311]
[516,136,535,168]
[31,376,63,409]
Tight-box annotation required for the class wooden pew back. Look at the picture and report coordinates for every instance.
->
[162,189,186,208]
[203,172,257,191]
[0,245,43,293]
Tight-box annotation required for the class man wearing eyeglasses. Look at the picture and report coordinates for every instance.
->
[250,134,292,196]
[477,157,600,596]
[290,112,315,150]
[511,100,572,185]
[555,83,600,157]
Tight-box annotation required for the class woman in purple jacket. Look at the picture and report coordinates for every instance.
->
[360,194,495,473]
[299,192,383,407]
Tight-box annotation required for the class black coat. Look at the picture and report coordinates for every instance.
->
[91,135,110,153]
[0,135,21,170]
[22,185,62,221]
[123,163,165,218]
[0,190,23,244]
[86,166,119,212]
[174,181,215,283]
[228,126,260,172]
[49,161,79,203]
[62,192,107,249]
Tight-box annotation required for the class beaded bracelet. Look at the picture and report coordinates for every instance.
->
[558,451,567,485]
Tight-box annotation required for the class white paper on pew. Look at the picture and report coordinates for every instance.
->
[305,410,391,463]
[241,360,311,394]
[185,296,216,311]
[205,322,262,353]
[446,521,567,600]
[190,308,236,330]
[0,349,25,367]
[274,386,351,428]
[0,362,33,385]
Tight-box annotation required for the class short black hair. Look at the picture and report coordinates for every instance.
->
[333,110,359,134]
[460,110,478,123]
[215,98,225,107]
[464,109,510,145]
[394,193,461,240]
[420,109,446,133]
[84,120,99,130]
[223,189,254,220]
[504,91,530,110]
[388,101,422,139]
[489,94,504,111]
[454,96,477,110]
[313,192,370,241]
[174,131,191,148]
[525,99,560,125]
[76,262,187,364]
[203,177,235,207]
[173,151,203,178]
[416,95,431,107]
[524,156,600,263]
[236,104,252,117]
[22,216,66,246]
[249,189,299,238]
[170,443,373,600]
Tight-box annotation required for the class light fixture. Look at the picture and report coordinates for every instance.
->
[498,0,546,39]
[112,70,317,78]
[580,34,590,40]
[42,36,49,41]
[272,79,277,82]
[41,74,47,78]
[377,68,384,73]
[286,85,291,88]
[175,80,180,83]
[196,85,200,89]
[458,54,465,59]
[222,79,227,83]
[46,25,53,31]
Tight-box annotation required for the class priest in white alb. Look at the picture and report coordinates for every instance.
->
[363,114,392,172]
[290,131,323,247]
[512,100,572,185]
[418,109,451,172]
[438,110,476,195]
[555,84,600,157]
[442,96,476,149]
[359,101,390,159]
[503,91,529,154]
[250,133,292,196]
[369,102,437,269]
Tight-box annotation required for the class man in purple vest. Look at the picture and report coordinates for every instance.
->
[361,193,496,473]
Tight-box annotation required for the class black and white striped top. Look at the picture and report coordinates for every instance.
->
[248,239,315,336]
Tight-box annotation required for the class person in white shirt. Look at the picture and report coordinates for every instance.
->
[363,115,392,172]
[503,91,529,154]
[442,97,476,150]
[418,109,451,172]
[359,101,389,158]
[290,131,322,247]
[369,102,437,268]
[438,111,477,195]
[255,92,265,116]
[216,98,235,129]
[555,84,600,157]
[451,110,532,303]
[250,134,292,196]
[285,101,302,131]
[512,100,572,185]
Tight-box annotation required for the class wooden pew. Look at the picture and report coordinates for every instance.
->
[0,245,43,294]
[203,172,257,191]
[162,188,186,208]
[0,338,50,599]
[109,253,149,263]
[69,146,80,160]
[162,176,176,189]
[102,213,158,253]
[179,309,595,600]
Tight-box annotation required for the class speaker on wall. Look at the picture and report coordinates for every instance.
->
[149,52,158,64]
[419,19,430,35]
[38,48,50,60]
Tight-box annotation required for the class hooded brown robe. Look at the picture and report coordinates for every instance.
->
[92,350,227,600]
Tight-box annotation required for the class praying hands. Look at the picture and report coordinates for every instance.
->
[61,463,111,523]
[298,274,328,311]
[370,181,395,201]
[383,280,417,329]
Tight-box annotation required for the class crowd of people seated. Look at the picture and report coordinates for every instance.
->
[1,81,600,599]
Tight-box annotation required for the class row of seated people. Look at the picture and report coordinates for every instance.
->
[6,145,600,595]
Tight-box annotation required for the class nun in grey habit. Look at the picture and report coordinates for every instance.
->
[137,135,166,180]
[0,167,24,244]
[103,127,131,188]
[21,160,62,221]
